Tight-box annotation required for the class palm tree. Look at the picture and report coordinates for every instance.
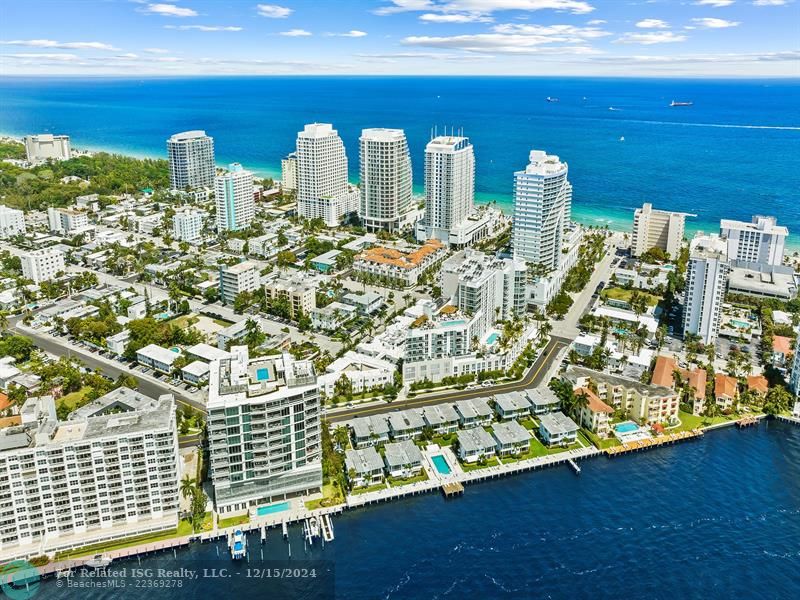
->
[0,312,8,332]
[180,476,197,500]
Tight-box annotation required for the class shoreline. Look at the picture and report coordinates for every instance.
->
[2,132,798,252]
[24,413,784,569]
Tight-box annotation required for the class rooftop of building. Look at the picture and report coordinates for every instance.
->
[566,365,675,397]
[539,411,579,434]
[360,128,406,142]
[222,261,259,275]
[517,149,567,177]
[384,439,423,467]
[714,373,738,398]
[575,387,613,414]
[690,233,728,260]
[720,215,788,236]
[345,446,384,474]
[169,130,210,142]
[492,419,532,445]
[356,239,445,270]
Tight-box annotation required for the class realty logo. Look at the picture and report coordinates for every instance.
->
[0,560,40,600]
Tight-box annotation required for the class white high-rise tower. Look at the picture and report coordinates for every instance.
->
[511,150,572,270]
[418,135,474,243]
[167,130,215,191]
[683,233,730,345]
[296,123,358,227]
[215,163,255,232]
[359,128,413,233]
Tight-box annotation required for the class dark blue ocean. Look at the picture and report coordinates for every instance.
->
[32,421,800,599]
[1,76,798,245]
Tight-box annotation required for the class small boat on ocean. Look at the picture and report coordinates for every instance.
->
[86,554,112,569]
[619,136,625,142]
[608,106,620,111]
[546,96,559,103]
[670,100,693,107]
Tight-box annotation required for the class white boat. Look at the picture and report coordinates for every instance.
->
[231,529,247,560]
[546,96,559,103]
[85,554,112,568]
[608,106,620,111]
[619,136,625,142]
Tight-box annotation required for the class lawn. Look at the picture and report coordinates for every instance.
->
[519,418,539,431]
[57,386,94,414]
[601,286,660,307]
[218,514,249,529]
[581,429,621,449]
[213,318,235,327]
[672,410,735,432]
[169,314,199,329]
[460,457,500,472]
[55,520,193,559]
[349,482,388,495]
[388,470,429,487]
[305,482,346,510]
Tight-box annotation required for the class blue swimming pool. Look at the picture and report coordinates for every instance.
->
[256,368,270,381]
[432,455,451,475]
[442,319,466,327]
[730,319,750,329]
[486,332,500,345]
[257,501,290,516]
[615,422,639,434]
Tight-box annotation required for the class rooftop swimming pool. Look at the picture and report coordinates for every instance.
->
[257,501,290,516]
[170,347,180,353]
[730,319,751,329]
[256,368,270,381]
[486,332,500,345]
[432,454,451,475]
[615,422,639,434]
[442,319,466,327]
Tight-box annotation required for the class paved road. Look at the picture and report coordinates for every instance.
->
[326,336,571,423]
[552,235,620,340]
[11,321,206,412]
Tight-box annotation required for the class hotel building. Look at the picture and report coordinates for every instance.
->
[720,215,787,267]
[511,150,572,270]
[359,128,413,233]
[167,130,216,191]
[296,123,358,227]
[206,347,322,515]
[23,134,71,164]
[631,202,693,259]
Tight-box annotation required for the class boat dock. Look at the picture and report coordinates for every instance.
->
[320,515,334,542]
[737,416,759,428]
[776,414,800,426]
[605,429,703,456]
[441,481,464,497]
[568,459,581,474]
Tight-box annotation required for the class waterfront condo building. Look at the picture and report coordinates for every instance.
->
[416,135,475,244]
[0,390,179,562]
[23,133,71,164]
[631,202,693,259]
[172,207,206,243]
[219,261,260,305]
[359,128,413,233]
[167,130,216,191]
[0,205,26,238]
[511,150,572,270]
[215,163,255,232]
[296,123,358,227]
[20,247,66,284]
[720,215,787,267]
[206,347,322,515]
[683,233,730,345]
[281,152,298,193]
[790,333,800,396]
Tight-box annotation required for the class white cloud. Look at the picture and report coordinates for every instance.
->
[752,0,788,5]
[694,0,736,6]
[144,3,198,17]
[356,51,493,61]
[327,30,369,37]
[256,4,293,18]
[4,53,80,61]
[0,39,118,50]
[280,29,313,36]
[492,23,611,38]
[586,19,606,25]
[375,0,595,16]
[615,31,687,44]
[419,13,493,22]
[691,17,740,27]
[144,47,170,54]
[164,25,243,31]
[636,19,669,28]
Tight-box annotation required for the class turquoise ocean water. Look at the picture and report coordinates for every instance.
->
[1,76,798,246]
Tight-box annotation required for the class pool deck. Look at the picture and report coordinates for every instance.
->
[606,429,704,456]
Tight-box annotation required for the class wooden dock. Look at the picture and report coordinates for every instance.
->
[441,481,464,498]
[605,429,703,456]
[737,416,759,428]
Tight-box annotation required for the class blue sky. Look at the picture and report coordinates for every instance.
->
[2,0,798,76]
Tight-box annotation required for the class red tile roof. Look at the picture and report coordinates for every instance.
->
[773,335,792,356]
[747,375,769,395]
[715,374,738,399]
[576,387,613,414]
